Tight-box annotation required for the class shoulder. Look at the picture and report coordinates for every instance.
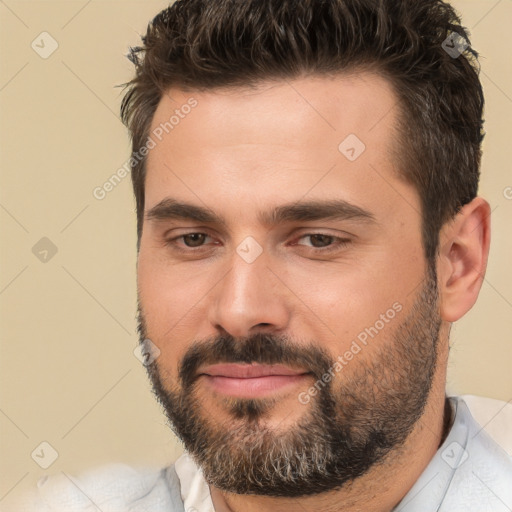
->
[14,462,184,512]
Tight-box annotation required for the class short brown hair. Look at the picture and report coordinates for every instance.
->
[120,0,484,259]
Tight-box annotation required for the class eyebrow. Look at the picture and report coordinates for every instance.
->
[145,198,377,227]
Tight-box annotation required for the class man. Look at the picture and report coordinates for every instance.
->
[22,0,512,510]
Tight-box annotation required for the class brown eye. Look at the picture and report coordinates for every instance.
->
[164,232,218,254]
[308,234,335,248]
[182,233,208,247]
[293,233,351,254]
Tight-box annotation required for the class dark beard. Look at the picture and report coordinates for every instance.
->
[137,266,440,497]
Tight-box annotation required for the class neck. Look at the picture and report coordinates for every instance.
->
[209,347,450,512]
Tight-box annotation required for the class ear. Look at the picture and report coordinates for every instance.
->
[437,197,491,323]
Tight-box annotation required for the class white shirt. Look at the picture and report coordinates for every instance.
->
[14,395,512,511]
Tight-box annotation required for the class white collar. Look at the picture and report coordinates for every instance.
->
[174,452,216,512]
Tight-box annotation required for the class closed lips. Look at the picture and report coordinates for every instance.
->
[199,363,310,379]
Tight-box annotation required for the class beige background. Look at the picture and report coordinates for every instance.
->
[0,0,511,507]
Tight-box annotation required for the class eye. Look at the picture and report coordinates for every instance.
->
[300,234,335,248]
[166,232,215,251]
[180,233,209,247]
[294,233,351,253]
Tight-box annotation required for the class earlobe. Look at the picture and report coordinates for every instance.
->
[437,197,491,323]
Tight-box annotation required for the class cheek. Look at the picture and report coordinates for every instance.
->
[282,256,417,358]
[137,251,204,369]
[138,244,205,317]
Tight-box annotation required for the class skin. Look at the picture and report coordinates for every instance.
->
[137,73,491,512]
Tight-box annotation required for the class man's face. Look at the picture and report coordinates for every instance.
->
[136,74,442,496]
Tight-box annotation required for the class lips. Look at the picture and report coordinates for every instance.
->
[197,363,312,398]
[199,363,309,379]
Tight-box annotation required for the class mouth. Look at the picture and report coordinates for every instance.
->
[198,363,312,398]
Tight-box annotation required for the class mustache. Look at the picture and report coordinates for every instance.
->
[177,332,335,390]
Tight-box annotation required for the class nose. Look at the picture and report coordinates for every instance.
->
[208,248,291,339]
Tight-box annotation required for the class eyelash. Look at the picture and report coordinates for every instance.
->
[165,232,351,255]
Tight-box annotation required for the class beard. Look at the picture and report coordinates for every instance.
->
[136,264,441,498]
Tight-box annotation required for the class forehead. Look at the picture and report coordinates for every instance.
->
[144,72,413,222]
[149,72,398,150]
